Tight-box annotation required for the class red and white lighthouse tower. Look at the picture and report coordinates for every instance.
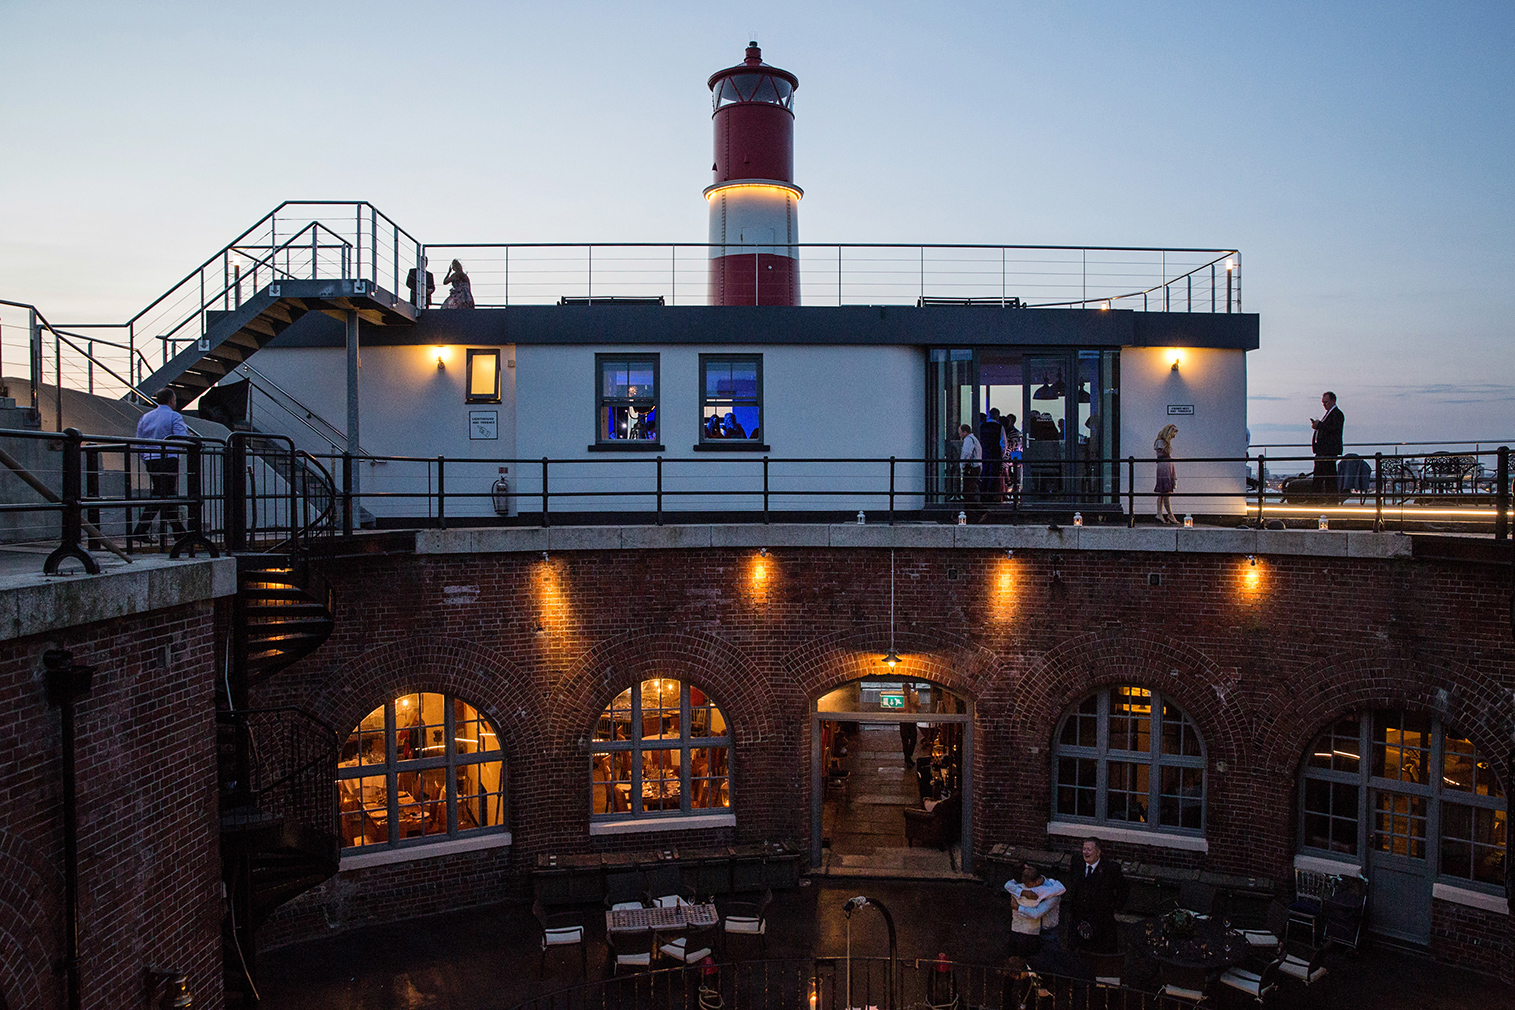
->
[706,42,801,306]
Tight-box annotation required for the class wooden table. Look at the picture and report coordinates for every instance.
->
[605,901,718,933]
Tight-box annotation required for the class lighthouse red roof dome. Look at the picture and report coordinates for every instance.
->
[708,41,798,111]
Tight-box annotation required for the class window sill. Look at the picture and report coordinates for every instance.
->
[693,443,771,452]
[590,813,736,836]
[1293,853,1362,876]
[1433,882,1509,915]
[339,831,512,871]
[1047,821,1207,853]
[588,443,665,452]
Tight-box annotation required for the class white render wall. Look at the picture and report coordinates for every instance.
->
[244,343,925,518]
[514,343,925,514]
[1119,347,1249,516]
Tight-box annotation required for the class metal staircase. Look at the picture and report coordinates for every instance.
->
[221,557,339,1002]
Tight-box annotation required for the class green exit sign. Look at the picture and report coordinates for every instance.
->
[879,693,903,709]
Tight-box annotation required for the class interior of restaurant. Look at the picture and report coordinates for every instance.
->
[817,678,967,875]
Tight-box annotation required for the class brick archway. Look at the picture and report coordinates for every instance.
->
[781,622,998,703]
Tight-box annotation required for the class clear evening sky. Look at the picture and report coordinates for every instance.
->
[2,1,1511,448]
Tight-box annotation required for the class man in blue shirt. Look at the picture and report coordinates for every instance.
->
[132,389,190,540]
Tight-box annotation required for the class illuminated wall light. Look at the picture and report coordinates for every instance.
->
[882,649,901,669]
[1247,554,1257,566]
[1170,349,1182,372]
[435,345,448,370]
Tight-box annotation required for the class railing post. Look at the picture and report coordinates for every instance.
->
[341,451,354,538]
[1126,455,1136,527]
[763,456,770,524]
[84,448,100,550]
[541,457,550,529]
[1495,446,1509,541]
[888,456,896,525]
[1375,451,1385,533]
[227,436,248,552]
[656,455,664,526]
[45,429,99,575]
[1256,452,1266,527]
[436,455,446,529]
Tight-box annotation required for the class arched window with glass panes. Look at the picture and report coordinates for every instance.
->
[1052,686,1206,834]
[337,693,506,851]
[591,679,732,821]
[1299,710,1507,891]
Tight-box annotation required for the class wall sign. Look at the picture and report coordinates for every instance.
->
[1167,404,1195,416]
[469,410,498,440]
[879,693,903,710]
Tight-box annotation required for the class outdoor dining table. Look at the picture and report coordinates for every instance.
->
[605,901,719,933]
[1141,916,1249,971]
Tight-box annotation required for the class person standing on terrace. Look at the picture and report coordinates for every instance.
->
[441,259,475,309]
[1311,391,1344,493]
[132,388,190,541]
[1154,424,1179,524]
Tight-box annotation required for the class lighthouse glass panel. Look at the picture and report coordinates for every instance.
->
[700,355,762,442]
[597,355,659,443]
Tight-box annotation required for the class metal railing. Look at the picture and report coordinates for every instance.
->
[511,956,1216,1010]
[1,202,420,415]
[2,425,1509,575]
[218,706,340,838]
[420,242,1242,310]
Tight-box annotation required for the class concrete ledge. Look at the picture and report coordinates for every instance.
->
[1293,853,1361,875]
[1048,820,1208,853]
[338,831,512,871]
[0,555,237,643]
[1433,882,1509,915]
[405,522,1426,565]
[589,813,736,836]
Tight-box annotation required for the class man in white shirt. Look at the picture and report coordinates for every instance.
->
[957,423,982,504]
[1005,861,1065,954]
[132,388,190,540]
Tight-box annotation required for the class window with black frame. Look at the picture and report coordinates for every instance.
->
[466,349,501,403]
[591,679,732,821]
[337,692,507,851]
[596,355,659,444]
[1299,710,1507,889]
[700,354,762,443]
[1052,686,1206,834]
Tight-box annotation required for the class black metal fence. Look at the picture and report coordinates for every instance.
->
[0,423,1510,575]
[512,956,1217,1010]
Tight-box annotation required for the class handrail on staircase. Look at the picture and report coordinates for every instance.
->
[234,359,369,456]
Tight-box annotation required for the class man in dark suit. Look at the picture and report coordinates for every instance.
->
[1310,391,1344,494]
[978,411,1005,504]
[1064,838,1129,954]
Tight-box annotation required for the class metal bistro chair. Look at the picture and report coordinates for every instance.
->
[1321,875,1367,952]
[1219,957,1282,1007]
[1420,453,1469,497]
[720,886,771,957]
[1285,869,1331,946]
[1277,942,1330,1001]
[532,899,587,978]
[607,926,657,975]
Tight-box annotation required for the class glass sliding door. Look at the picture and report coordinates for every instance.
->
[927,349,976,504]
[1023,354,1071,501]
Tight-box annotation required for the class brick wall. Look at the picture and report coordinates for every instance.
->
[0,602,224,1009]
[254,545,1514,976]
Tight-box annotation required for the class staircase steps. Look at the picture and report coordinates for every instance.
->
[236,557,334,687]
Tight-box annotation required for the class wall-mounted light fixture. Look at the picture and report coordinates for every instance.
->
[1247,554,1257,566]
[435,346,447,370]
[1171,349,1182,372]
[759,547,767,557]
[1005,548,1014,559]
[541,551,549,561]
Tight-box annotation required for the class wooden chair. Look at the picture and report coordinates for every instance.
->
[1159,962,1211,1004]
[659,920,718,967]
[532,899,586,978]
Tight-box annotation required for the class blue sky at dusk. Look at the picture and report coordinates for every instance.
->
[2,1,1510,447]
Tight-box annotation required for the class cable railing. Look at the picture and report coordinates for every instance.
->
[418,242,1242,310]
[1,426,1509,575]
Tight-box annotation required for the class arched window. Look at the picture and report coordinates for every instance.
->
[1299,711,1507,890]
[1052,686,1206,834]
[337,692,506,851]
[591,679,732,822]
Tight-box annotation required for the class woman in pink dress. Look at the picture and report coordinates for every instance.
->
[1154,424,1179,524]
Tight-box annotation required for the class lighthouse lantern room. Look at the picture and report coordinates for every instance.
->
[706,42,802,306]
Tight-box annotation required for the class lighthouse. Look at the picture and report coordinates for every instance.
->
[706,42,801,306]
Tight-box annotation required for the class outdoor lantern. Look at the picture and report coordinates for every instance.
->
[882,649,901,670]
[1183,515,1194,528]
[1247,554,1257,566]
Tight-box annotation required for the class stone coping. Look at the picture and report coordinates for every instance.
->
[0,553,237,642]
[414,523,1412,559]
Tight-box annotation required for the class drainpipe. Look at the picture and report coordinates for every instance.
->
[44,650,96,1010]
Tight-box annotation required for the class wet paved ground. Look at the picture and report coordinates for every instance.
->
[256,877,1514,1010]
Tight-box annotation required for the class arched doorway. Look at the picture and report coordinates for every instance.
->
[810,677,973,876]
